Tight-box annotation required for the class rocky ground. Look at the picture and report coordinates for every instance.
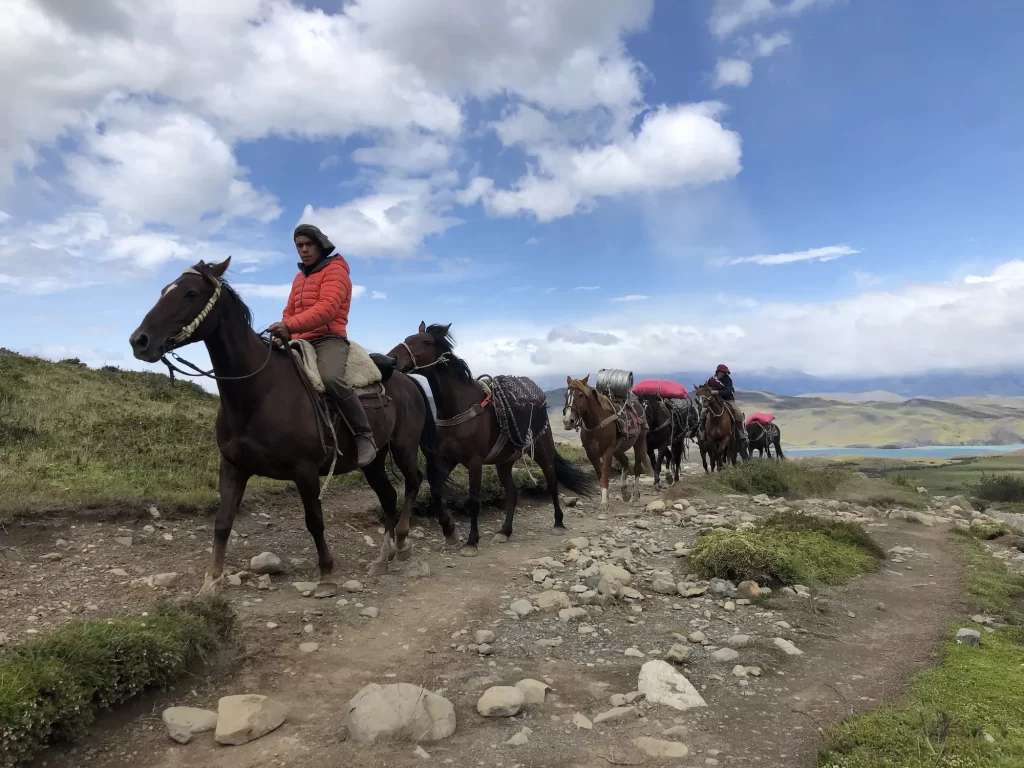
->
[0,464,1013,767]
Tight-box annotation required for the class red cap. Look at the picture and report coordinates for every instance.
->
[716,364,730,374]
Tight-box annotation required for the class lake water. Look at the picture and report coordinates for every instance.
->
[786,444,1024,459]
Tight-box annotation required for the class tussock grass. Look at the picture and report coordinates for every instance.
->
[818,538,1024,767]
[690,512,883,586]
[972,472,1024,504]
[0,599,232,768]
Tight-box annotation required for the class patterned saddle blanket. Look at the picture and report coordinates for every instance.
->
[479,375,550,457]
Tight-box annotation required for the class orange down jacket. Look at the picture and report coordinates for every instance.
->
[282,255,352,340]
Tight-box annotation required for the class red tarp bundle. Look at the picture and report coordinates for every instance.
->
[745,412,775,426]
[632,379,689,399]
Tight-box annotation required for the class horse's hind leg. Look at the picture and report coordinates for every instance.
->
[294,464,337,585]
[614,450,630,501]
[389,440,422,561]
[199,458,251,597]
[493,461,518,543]
[361,454,399,575]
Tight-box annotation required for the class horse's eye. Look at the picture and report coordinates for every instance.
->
[186,290,200,299]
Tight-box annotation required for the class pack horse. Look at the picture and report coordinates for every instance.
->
[389,323,597,556]
[562,369,650,505]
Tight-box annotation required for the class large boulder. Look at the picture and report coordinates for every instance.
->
[215,695,288,746]
[637,661,707,712]
[347,683,456,744]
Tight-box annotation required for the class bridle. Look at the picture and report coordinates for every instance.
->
[562,387,582,430]
[158,267,274,383]
[398,340,450,373]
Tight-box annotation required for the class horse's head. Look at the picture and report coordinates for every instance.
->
[389,321,454,374]
[563,374,594,430]
[130,258,232,363]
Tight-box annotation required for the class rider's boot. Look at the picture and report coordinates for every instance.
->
[336,391,378,467]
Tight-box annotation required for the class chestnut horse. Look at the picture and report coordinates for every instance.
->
[129,258,452,595]
[562,375,649,505]
[389,323,597,556]
[693,383,738,473]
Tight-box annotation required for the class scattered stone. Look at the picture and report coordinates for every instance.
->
[477,643,493,656]
[727,634,751,649]
[736,580,760,599]
[568,537,590,550]
[162,707,218,744]
[724,601,736,612]
[250,552,284,575]
[711,648,739,663]
[688,631,707,644]
[299,642,319,654]
[115,536,133,547]
[573,713,594,730]
[346,683,456,744]
[475,630,495,645]
[343,580,364,593]
[532,568,551,584]
[38,552,63,562]
[314,583,338,599]
[593,706,638,725]
[665,644,690,664]
[652,578,677,595]
[257,574,272,590]
[109,568,129,578]
[646,499,667,513]
[563,497,579,508]
[292,581,318,594]
[215,695,288,746]
[637,660,707,711]
[414,745,431,760]
[773,638,804,656]
[633,737,689,759]
[534,591,572,611]
[477,687,525,717]
[600,563,633,584]
[559,607,589,623]
[506,729,530,746]
[536,638,563,648]
[510,599,535,617]
[662,725,689,738]
[516,679,551,705]
[152,573,180,588]
[956,628,981,647]
[877,602,886,612]
[624,647,646,658]
[361,607,380,619]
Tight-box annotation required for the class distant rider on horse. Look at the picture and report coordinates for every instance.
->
[267,224,377,467]
[701,364,749,454]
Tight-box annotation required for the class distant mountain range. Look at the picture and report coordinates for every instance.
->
[531,368,1024,400]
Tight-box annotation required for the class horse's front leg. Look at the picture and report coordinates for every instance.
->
[199,458,250,597]
[600,450,614,506]
[462,459,483,556]
[295,464,337,583]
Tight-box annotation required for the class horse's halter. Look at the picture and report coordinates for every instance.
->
[158,266,274,383]
[562,386,584,430]
[398,339,450,372]
[167,268,222,349]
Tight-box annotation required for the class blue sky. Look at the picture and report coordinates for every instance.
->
[3,0,1024,388]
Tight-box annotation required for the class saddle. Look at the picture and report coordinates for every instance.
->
[287,339,395,409]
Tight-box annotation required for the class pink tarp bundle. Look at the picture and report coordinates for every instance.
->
[632,379,688,399]
[745,412,775,426]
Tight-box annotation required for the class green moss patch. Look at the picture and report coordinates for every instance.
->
[0,599,232,768]
[690,512,882,586]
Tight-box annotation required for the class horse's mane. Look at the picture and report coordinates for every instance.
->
[426,323,474,383]
[569,379,614,414]
[194,261,255,330]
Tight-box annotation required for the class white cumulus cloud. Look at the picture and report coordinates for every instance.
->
[713,58,754,89]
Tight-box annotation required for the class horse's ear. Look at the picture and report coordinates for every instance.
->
[209,257,231,279]
[418,321,426,333]
[582,374,590,385]
[440,323,452,336]
[566,375,573,385]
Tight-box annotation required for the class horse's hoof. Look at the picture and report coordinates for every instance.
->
[367,560,389,576]
[492,533,510,544]
[551,526,567,536]
[444,534,460,547]
[197,573,223,598]
[396,544,413,562]
[460,545,478,558]
[314,582,338,599]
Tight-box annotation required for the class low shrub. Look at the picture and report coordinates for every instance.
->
[972,473,1024,504]
[699,461,849,499]
[690,512,882,586]
[0,599,232,768]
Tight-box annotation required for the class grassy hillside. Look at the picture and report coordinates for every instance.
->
[0,349,231,513]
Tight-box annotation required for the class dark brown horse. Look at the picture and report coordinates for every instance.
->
[389,323,597,556]
[562,375,648,505]
[693,383,737,473]
[747,420,785,459]
[129,258,453,595]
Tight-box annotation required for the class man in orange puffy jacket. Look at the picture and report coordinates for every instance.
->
[268,224,377,467]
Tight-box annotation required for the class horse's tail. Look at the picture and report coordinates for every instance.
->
[409,375,446,493]
[773,425,785,459]
[553,448,600,498]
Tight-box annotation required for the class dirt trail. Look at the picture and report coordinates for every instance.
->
[3,475,968,768]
